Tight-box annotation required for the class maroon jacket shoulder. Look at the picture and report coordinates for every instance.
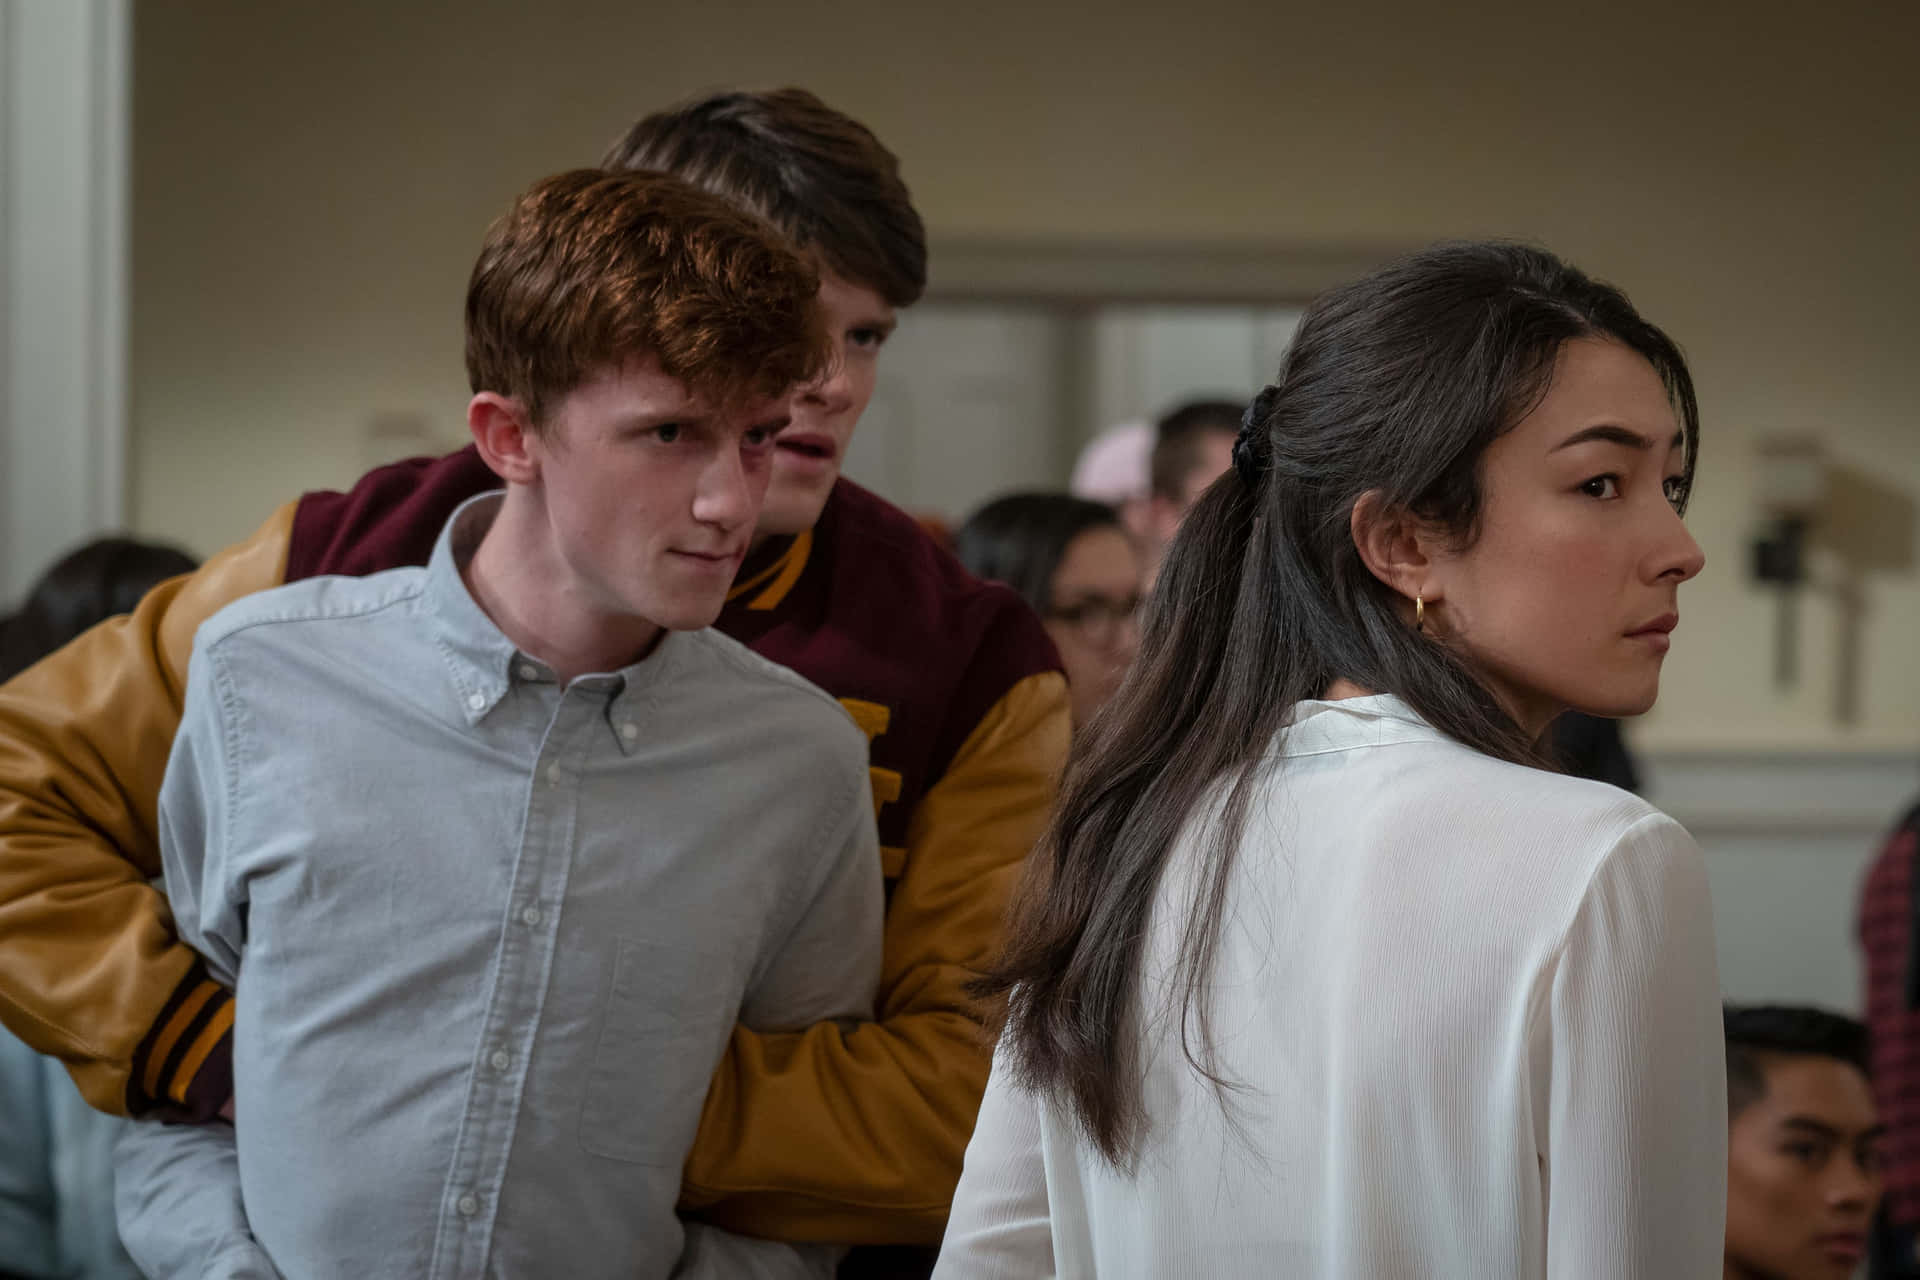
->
[828,481,1062,774]
[722,481,1060,852]
[286,446,500,581]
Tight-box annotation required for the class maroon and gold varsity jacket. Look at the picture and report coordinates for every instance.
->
[0,447,1071,1246]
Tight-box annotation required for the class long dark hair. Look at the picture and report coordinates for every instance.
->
[0,537,199,681]
[984,241,1700,1165]
[953,492,1123,614]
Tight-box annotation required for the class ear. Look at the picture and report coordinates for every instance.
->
[467,392,541,485]
[1349,489,1442,611]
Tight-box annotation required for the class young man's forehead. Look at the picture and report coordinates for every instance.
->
[595,355,784,408]
[1743,1054,1878,1125]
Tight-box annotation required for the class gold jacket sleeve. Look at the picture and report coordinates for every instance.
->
[679,668,1071,1245]
[0,504,293,1114]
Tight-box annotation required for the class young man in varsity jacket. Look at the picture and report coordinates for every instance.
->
[0,88,1070,1273]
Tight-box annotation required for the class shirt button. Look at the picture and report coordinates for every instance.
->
[456,1194,479,1217]
[518,662,540,681]
[521,905,542,927]
[546,763,563,785]
[489,1049,511,1072]
[618,722,639,741]
[465,693,485,711]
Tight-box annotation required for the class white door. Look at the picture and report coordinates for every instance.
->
[847,302,1070,524]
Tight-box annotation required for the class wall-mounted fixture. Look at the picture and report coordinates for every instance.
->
[1749,435,1827,689]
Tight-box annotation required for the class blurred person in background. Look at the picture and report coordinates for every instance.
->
[0,539,198,681]
[954,494,1142,731]
[0,537,196,1280]
[1723,1004,1883,1280]
[1857,792,1920,1278]
[1068,422,1153,545]
[1141,398,1242,586]
[1548,711,1643,792]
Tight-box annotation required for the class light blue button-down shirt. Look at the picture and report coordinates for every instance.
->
[114,495,882,1279]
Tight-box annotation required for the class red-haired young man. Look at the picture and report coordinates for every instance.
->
[0,90,1070,1275]
[114,168,883,1277]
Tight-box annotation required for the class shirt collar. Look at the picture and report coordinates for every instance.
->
[423,492,696,735]
[424,493,521,725]
[1274,693,1444,758]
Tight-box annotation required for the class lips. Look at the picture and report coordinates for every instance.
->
[1816,1231,1865,1265]
[775,431,837,463]
[672,546,744,571]
[1626,612,1679,637]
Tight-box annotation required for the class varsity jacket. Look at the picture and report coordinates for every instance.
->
[0,448,1070,1246]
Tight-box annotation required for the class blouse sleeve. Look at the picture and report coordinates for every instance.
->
[1542,811,1726,1278]
[931,1040,1056,1279]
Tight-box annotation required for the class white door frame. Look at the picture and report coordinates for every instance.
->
[1,0,130,603]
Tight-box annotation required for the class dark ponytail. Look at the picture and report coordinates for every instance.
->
[982,241,1700,1165]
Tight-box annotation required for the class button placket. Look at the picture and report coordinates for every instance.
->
[429,694,587,1278]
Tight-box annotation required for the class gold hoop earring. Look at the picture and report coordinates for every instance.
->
[1415,594,1425,632]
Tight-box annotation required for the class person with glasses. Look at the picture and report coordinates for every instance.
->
[955,494,1142,731]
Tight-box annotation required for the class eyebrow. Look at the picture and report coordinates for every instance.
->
[1549,425,1687,454]
[1780,1116,1888,1143]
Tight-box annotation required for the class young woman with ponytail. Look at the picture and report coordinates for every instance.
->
[934,242,1723,1278]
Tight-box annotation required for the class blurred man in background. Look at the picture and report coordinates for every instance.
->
[1859,795,1920,1277]
[1142,398,1241,586]
[1723,1004,1883,1280]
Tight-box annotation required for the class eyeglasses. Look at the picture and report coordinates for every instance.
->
[1046,593,1141,646]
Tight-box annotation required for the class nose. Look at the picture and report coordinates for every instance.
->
[1828,1159,1881,1213]
[797,351,854,414]
[1652,505,1707,585]
[691,444,757,531]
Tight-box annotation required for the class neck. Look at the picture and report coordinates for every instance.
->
[1321,677,1376,702]
[464,488,662,684]
[1478,671,1561,741]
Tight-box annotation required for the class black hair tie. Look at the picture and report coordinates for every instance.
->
[1233,386,1278,487]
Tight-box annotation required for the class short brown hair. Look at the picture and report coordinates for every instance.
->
[465,168,829,426]
[601,88,927,309]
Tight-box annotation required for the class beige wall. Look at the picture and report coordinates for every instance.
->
[131,0,1919,751]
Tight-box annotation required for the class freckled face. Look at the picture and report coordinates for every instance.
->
[756,271,897,541]
[528,362,787,633]
[1426,338,1705,734]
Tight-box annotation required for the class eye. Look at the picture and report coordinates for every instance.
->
[1782,1140,1827,1167]
[1578,474,1621,500]
[1662,474,1690,510]
[653,422,682,444]
[742,424,777,449]
[847,326,890,352]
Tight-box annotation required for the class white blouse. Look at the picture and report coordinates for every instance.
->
[935,696,1725,1279]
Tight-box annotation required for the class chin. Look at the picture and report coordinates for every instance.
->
[1565,674,1662,720]
[646,597,728,632]
[663,609,724,632]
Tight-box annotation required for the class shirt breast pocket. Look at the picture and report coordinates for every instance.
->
[577,936,737,1166]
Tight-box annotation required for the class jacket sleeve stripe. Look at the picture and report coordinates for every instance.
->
[139,976,220,1099]
[168,998,236,1106]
